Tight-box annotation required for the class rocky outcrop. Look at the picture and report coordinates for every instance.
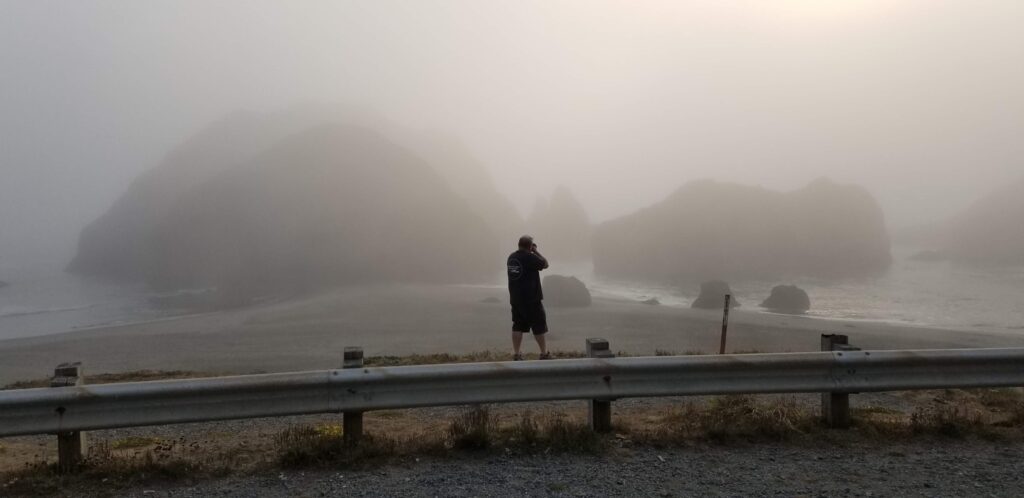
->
[593,179,892,281]
[68,106,521,287]
[945,176,1024,266]
[542,275,592,307]
[760,285,811,313]
[691,281,739,309]
[69,123,500,294]
[525,186,592,262]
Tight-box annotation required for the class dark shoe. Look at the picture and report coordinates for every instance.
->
[513,353,524,361]
[539,352,552,360]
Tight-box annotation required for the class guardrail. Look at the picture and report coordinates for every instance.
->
[2,338,1023,471]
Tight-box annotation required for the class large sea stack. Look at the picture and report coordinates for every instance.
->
[592,179,891,281]
[69,119,505,294]
[526,186,592,262]
[944,176,1024,266]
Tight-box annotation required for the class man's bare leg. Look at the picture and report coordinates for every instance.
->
[534,333,547,355]
[512,331,524,356]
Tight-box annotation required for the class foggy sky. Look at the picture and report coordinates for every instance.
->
[2,1,1023,272]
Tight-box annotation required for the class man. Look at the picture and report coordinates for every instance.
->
[507,235,550,360]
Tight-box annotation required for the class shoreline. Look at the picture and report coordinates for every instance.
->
[2,284,1023,385]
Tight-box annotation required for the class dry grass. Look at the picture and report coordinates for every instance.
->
[273,405,602,469]
[3,370,206,390]
[445,406,601,453]
[2,437,237,496]
[274,425,412,468]
[643,395,817,444]
[447,405,495,450]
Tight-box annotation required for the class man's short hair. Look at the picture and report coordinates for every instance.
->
[518,235,534,249]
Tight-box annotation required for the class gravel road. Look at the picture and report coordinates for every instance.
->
[108,441,1023,497]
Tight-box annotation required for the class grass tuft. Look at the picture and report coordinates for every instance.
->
[447,405,495,450]
[274,425,399,467]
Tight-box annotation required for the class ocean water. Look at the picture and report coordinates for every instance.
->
[0,268,172,341]
[557,247,1024,334]
[2,248,1023,341]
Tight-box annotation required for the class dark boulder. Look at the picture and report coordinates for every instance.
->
[542,275,592,307]
[760,285,811,313]
[691,281,739,309]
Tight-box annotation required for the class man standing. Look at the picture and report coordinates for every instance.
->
[507,235,550,360]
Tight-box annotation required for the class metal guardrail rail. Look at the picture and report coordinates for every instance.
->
[2,347,1023,438]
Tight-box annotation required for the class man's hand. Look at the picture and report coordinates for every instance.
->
[531,243,538,253]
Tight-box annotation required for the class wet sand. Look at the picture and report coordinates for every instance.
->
[2,284,1022,384]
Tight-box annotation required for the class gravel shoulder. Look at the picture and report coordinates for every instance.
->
[45,441,1024,497]
[3,390,1024,497]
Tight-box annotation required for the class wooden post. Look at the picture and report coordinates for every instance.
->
[586,338,614,433]
[719,294,731,354]
[342,347,364,446]
[51,362,86,473]
[821,334,859,429]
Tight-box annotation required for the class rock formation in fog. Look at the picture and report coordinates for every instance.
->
[593,179,892,282]
[760,285,811,314]
[542,275,592,307]
[525,186,592,262]
[943,176,1024,266]
[69,105,520,288]
[691,281,739,309]
[69,117,507,294]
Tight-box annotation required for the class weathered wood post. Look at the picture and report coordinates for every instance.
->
[719,294,731,354]
[51,362,86,473]
[821,334,860,428]
[342,347,364,446]
[586,338,614,433]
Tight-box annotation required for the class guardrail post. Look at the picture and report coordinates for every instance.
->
[586,338,614,433]
[51,362,86,473]
[342,347,364,446]
[821,335,860,429]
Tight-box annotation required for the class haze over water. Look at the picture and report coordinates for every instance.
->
[2,1,1023,346]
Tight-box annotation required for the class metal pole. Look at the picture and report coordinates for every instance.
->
[51,362,86,473]
[342,347,364,446]
[719,294,731,354]
[586,338,614,433]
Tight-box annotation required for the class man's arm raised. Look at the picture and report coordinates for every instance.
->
[531,245,549,270]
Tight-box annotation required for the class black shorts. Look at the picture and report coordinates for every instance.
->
[511,301,548,335]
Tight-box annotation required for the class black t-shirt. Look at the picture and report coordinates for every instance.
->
[507,249,546,304]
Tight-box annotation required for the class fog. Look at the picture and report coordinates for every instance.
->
[2,0,1024,272]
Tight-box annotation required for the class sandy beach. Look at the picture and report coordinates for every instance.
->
[2,284,1022,385]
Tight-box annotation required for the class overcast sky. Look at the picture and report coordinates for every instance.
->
[2,1,1023,271]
